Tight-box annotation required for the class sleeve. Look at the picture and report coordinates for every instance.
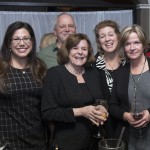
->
[109,73,125,120]
[41,67,76,123]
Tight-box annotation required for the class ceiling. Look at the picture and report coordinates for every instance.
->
[0,0,135,6]
[0,0,137,11]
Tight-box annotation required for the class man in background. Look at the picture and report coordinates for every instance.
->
[37,13,76,68]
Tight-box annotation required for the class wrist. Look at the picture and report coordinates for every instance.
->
[123,112,128,121]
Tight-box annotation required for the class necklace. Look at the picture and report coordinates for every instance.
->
[65,64,85,75]
[104,56,120,72]
[130,58,146,99]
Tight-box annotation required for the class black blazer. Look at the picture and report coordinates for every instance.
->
[41,65,104,122]
[41,65,104,149]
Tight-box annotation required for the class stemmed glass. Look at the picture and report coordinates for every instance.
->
[93,99,108,139]
[130,100,145,138]
[0,138,8,150]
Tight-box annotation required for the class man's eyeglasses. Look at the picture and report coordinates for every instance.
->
[11,37,31,45]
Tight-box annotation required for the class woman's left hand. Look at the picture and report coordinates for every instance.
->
[132,110,150,128]
[94,105,109,125]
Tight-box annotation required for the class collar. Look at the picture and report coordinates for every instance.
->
[96,55,126,71]
[51,43,60,52]
[53,47,60,52]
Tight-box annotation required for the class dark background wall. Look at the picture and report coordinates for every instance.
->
[0,0,135,12]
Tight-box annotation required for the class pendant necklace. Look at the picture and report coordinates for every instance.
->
[130,58,146,100]
[104,56,119,72]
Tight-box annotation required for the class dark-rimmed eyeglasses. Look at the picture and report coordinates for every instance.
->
[11,37,31,45]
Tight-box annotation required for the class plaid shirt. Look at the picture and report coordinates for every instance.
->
[0,66,47,150]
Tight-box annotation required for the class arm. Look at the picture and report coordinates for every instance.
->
[41,67,76,123]
[73,105,108,126]
[109,74,126,120]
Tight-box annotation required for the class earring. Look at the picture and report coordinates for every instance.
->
[10,48,11,52]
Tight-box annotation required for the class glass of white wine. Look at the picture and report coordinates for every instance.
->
[93,99,108,139]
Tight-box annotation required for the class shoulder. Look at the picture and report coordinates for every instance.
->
[84,66,100,78]
[46,65,64,76]
[115,62,130,78]
[37,43,57,55]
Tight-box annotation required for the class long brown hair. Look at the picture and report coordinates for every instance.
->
[0,21,47,93]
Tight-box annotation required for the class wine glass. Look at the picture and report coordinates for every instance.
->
[130,100,145,138]
[0,138,8,150]
[93,99,108,139]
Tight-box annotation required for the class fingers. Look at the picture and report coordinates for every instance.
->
[83,105,108,125]
[89,118,99,126]
[88,116,105,126]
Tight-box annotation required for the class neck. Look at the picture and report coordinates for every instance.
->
[65,63,84,75]
[104,51,121,71]
[130,55,146,68]
[57,40,63,49]
[10,56,28,69]
[104,51,119,61]
[130,56,146,74]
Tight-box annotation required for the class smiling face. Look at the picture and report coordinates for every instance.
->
[10,28,32,61]
[98,26,119,54]
[68,39,88,68]
[124,32,145,61]
[54,14,76,46]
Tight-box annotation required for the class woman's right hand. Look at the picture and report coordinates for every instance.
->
[123,112,136,126]
[73,105,108,126]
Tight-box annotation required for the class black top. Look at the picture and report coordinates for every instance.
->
[41,65,103,150]
[94,53,126,138]
[0,66,47,150]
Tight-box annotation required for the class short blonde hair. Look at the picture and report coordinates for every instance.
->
[39,33,57,50]
[121,24,147,48]
[120,24,148,56]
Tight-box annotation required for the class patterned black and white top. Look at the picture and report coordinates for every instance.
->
[0,66,47,150]
[95,55,126,93]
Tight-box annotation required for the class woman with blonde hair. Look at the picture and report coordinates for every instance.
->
[94,20,126,138]
[39,32,57,50]
[110,24,150,150]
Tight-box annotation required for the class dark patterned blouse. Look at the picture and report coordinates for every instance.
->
[0,66,47,150]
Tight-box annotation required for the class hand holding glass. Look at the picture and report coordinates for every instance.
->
[130,100,145,137]
[130,101,144,119]
[93,99,108,139]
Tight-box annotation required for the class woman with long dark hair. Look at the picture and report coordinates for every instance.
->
[0,21,47,150]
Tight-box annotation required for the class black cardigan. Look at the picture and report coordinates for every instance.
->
[41,65,104,149]
[109,58,150,144]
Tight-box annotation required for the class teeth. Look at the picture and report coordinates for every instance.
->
[106,43,113,46]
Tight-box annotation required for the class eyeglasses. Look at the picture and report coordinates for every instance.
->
[11,37,31,45]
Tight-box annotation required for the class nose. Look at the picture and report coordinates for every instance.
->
[64,26,70,31]
[20,39,25,44]
[65,26,69,31]
[78,48,83,54]
[105,35,110,41]
[130,43,136,51]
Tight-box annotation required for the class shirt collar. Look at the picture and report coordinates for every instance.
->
[53,47,60,52]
